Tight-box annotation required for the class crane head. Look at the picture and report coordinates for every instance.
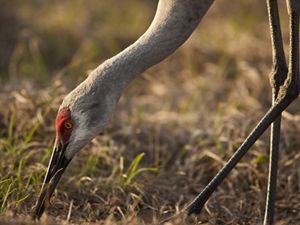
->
[33,77,120,219]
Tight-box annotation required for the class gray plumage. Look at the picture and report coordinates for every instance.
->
[61,0,214,159]
[34,1,300,222]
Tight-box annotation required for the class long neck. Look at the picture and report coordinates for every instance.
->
[90,0,214,93]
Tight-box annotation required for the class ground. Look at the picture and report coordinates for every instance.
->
[1,0,300,224]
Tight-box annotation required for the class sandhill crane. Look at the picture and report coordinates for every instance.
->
[33,0,300,224]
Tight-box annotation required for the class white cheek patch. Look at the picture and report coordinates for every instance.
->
[65,95,118,159]
[64,113,91,159]
[66,110,105,158]
[72,112,94,141]
[65,130,92,159]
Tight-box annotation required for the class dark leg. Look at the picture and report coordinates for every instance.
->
[186,0,299,216]
[264,0,287,224]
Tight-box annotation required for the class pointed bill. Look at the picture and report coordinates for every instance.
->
[33,141,71,220]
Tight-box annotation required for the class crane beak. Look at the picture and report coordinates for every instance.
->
[33,141,72,220]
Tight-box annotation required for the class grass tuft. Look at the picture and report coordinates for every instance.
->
[119,153,158,189]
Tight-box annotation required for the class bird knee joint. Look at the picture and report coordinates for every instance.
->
[269,65,288,92]
[277,79,299,102]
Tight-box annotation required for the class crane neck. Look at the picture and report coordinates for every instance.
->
[88,0,214,95]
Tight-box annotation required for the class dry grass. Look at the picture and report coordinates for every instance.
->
[1,0,300,224]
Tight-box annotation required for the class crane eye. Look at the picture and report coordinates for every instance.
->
[64,122,73,129]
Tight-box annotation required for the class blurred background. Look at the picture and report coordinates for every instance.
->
[1,0,157,83]
[1,0,300,224]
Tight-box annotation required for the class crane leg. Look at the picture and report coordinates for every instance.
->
[264,0,287,224]
[186,0,300,217]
